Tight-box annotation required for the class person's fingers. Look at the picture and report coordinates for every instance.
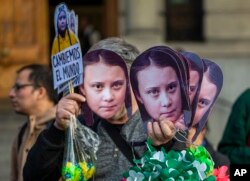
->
[54,106,73,130]
[151,139,162,146]
[147,122,154,138]
[152,121,166,141]
[63,99,80,115]
[54,117,70,130]
[147,122,162,146]
[148,120,177,146]
[65,93,86,103]
[56,106,72,119]
[68,93,85,115]
[160,120,176,141]
[174,117,187,131]
[55,93,86,130]
[57,94,85,115]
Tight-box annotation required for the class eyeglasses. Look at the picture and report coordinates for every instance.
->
[12,83,35,91]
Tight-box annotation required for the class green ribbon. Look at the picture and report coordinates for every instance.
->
[123,139,216,181]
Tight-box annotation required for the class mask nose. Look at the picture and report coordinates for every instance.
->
[103,88,114,102]
[160,92,169,107]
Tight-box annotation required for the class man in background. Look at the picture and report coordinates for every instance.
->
[9,64,57,181]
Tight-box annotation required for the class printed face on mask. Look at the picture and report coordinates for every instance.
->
[82,61,127,121]
[193,72,217,126]
[189,70,200,104]
[136,65,182,123]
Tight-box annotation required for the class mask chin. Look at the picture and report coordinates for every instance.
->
[108,104,127,123]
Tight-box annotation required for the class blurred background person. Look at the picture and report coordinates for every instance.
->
[9,64,57,181]
[218,89,250,164]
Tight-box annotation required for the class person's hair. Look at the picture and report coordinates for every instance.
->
[192,58,223,141]
[17,64,58,104]
[181,51,204,125]
[130,46,190,123]
[88,37,140,71]
[181,52,203,74]
[203,59,223,98]
[82,49,132,124]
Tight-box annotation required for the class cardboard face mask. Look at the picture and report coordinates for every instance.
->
[191,58,223,141]
[81,49,132,126]
[146,46,192,127]
[130,46,191,131]
[181,51,204,127]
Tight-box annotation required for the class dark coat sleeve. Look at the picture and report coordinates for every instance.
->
[218,89,250,164]
[23,123,65,181]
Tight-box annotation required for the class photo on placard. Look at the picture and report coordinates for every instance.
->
[130,46,191,132]
[50,3,83,91]
[52,2,79,55]
[68,10,78,36]
[80,49,132,126]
